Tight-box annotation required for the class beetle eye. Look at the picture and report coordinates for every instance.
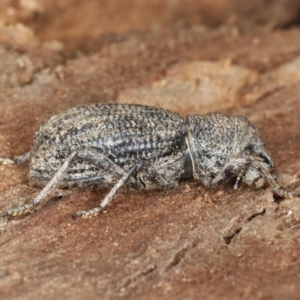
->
[244,145,254,152]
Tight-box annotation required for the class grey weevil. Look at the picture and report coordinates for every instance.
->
[4,103,299,219]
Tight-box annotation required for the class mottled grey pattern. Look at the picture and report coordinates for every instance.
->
[5,103,299,219]
[30,103,187,189]
[186,113,273,188]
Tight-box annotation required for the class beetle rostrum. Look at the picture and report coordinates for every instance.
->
[4,103,299,219]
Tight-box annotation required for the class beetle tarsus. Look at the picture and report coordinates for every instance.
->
[6,204,36,219]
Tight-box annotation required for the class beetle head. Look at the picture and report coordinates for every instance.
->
[186,113,273,186]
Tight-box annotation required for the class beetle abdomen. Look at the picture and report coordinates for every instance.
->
[29,104,187,186]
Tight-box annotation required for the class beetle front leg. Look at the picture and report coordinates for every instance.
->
[209,154,251,188]
[251,161,300,198]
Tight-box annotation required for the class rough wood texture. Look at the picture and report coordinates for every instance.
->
[0,1,300,299]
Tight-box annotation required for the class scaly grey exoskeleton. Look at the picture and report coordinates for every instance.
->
[3,104,299,219]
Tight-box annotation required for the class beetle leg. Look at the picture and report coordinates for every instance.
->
[6,148,139,219]
[136,162,177,189]
[74,163,142,219]
[0,157,14,164]
[6,149,184,219]
[6,151,78,219]
[0,152,30,165]
[74,153,185,219]
[76,147,141,188]
[233,170,245,190]
[14,152,31,165]
[252,161,300,198]
[76,147,126,178]
[210,154,251,188]
[135,153,185,189]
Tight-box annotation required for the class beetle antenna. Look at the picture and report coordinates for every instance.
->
[254,162,300,198]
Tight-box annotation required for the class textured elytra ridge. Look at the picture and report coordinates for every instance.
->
[30,104,187,188]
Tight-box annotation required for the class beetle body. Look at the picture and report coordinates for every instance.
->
[6,103,299,219]
[30,104,188,190]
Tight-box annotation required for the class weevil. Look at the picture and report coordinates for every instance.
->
[3,103,299,219]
